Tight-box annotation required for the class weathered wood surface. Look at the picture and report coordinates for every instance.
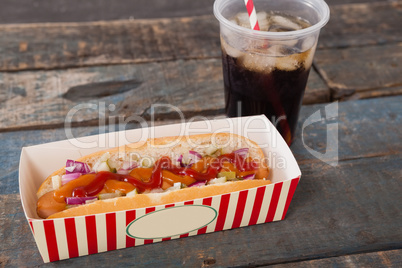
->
[0,0,216,24]
[293,96,402,163]
[318,1,402,49]
[271,249,402,268]
[1,96,401,266]
[1,144,401,266]
[2,94,401,195]
[3,35,402,130]
[0,2,400,72]
[0,16,220,71]
[0,0,388,24]
[0,59,328,131]
[2,95,401,194]
[0,2,401,132]
[1,0,402,266]
[315,43,402,101]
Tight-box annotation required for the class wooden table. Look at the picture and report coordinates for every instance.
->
[1,0,401,266]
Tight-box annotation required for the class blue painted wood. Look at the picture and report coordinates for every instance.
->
[2,95,401,195]
[0,96,401,266]
[1,153,401,266]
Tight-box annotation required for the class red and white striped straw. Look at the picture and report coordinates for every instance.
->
[244,0,260,30]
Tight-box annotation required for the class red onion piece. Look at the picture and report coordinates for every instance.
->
[61,173,82,185]
[178,151,201,168]
[66,196,97,205]
[117,161,138,174]
[189,150,202,162]
[178,154,194,168]
[188,181,207,187]
[242,174,255,180]
[65,160,91,174]
[177,155,186,167]
[233,148,249,158]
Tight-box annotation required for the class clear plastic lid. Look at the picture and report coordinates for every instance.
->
[214,0,330,40]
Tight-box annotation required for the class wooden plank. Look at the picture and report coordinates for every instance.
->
[0,0,216,24]
[270,249,402,267]
[1,96,401,266]
[0,0,388,24]
[0,16,221,72]
[3,94,401,190]
[2,154,401,266]
[291,96,402,164]
[0,60,224,131]
[0,2,400,72]
[1,95,401,195]
[318,1,402,49]
[0,59,328,131]
[325,0,391,5]
[314,43,402,100]
[347,85,402,101]
[0,194,40,266]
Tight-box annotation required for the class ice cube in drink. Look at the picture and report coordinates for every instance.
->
[221,12,316,144]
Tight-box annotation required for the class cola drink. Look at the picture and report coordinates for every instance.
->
[221,11,315,144]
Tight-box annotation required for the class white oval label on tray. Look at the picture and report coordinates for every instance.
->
[126,205,217,239]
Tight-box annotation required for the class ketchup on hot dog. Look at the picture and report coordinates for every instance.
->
[37,153,261,218]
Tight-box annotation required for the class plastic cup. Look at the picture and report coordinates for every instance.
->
[213,0,330,145]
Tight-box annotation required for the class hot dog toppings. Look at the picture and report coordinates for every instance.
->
[37,148,268,218]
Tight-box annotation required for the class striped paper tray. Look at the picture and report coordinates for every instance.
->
[19,115,301,263]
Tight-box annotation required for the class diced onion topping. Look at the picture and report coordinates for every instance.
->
[178,150,202,168]
[66,196,97,205]
[242,174,255,180]
[126,189,138,197]
[233,148,249,158]
[107,159,119,170]
[188,181,207,187]
[208,177,227,185]
[93,152,113,172]
[61,173,82,185]
[60,149,255,204]
[52,175,62,190]
[178,154,193,168]
[96,162,111,172]
[177,154,190,168]
[65,160,91,174]
[177,154,184,167]
[189,150,202,162]
[117,161,138,174]
[99,152,111,162]
[167,182,182,191]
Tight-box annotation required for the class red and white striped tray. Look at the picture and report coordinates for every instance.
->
[20,116,301,263]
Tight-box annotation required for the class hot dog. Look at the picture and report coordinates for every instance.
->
[36,133,271,219]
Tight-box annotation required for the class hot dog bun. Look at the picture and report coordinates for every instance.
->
[37,133,271,219]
